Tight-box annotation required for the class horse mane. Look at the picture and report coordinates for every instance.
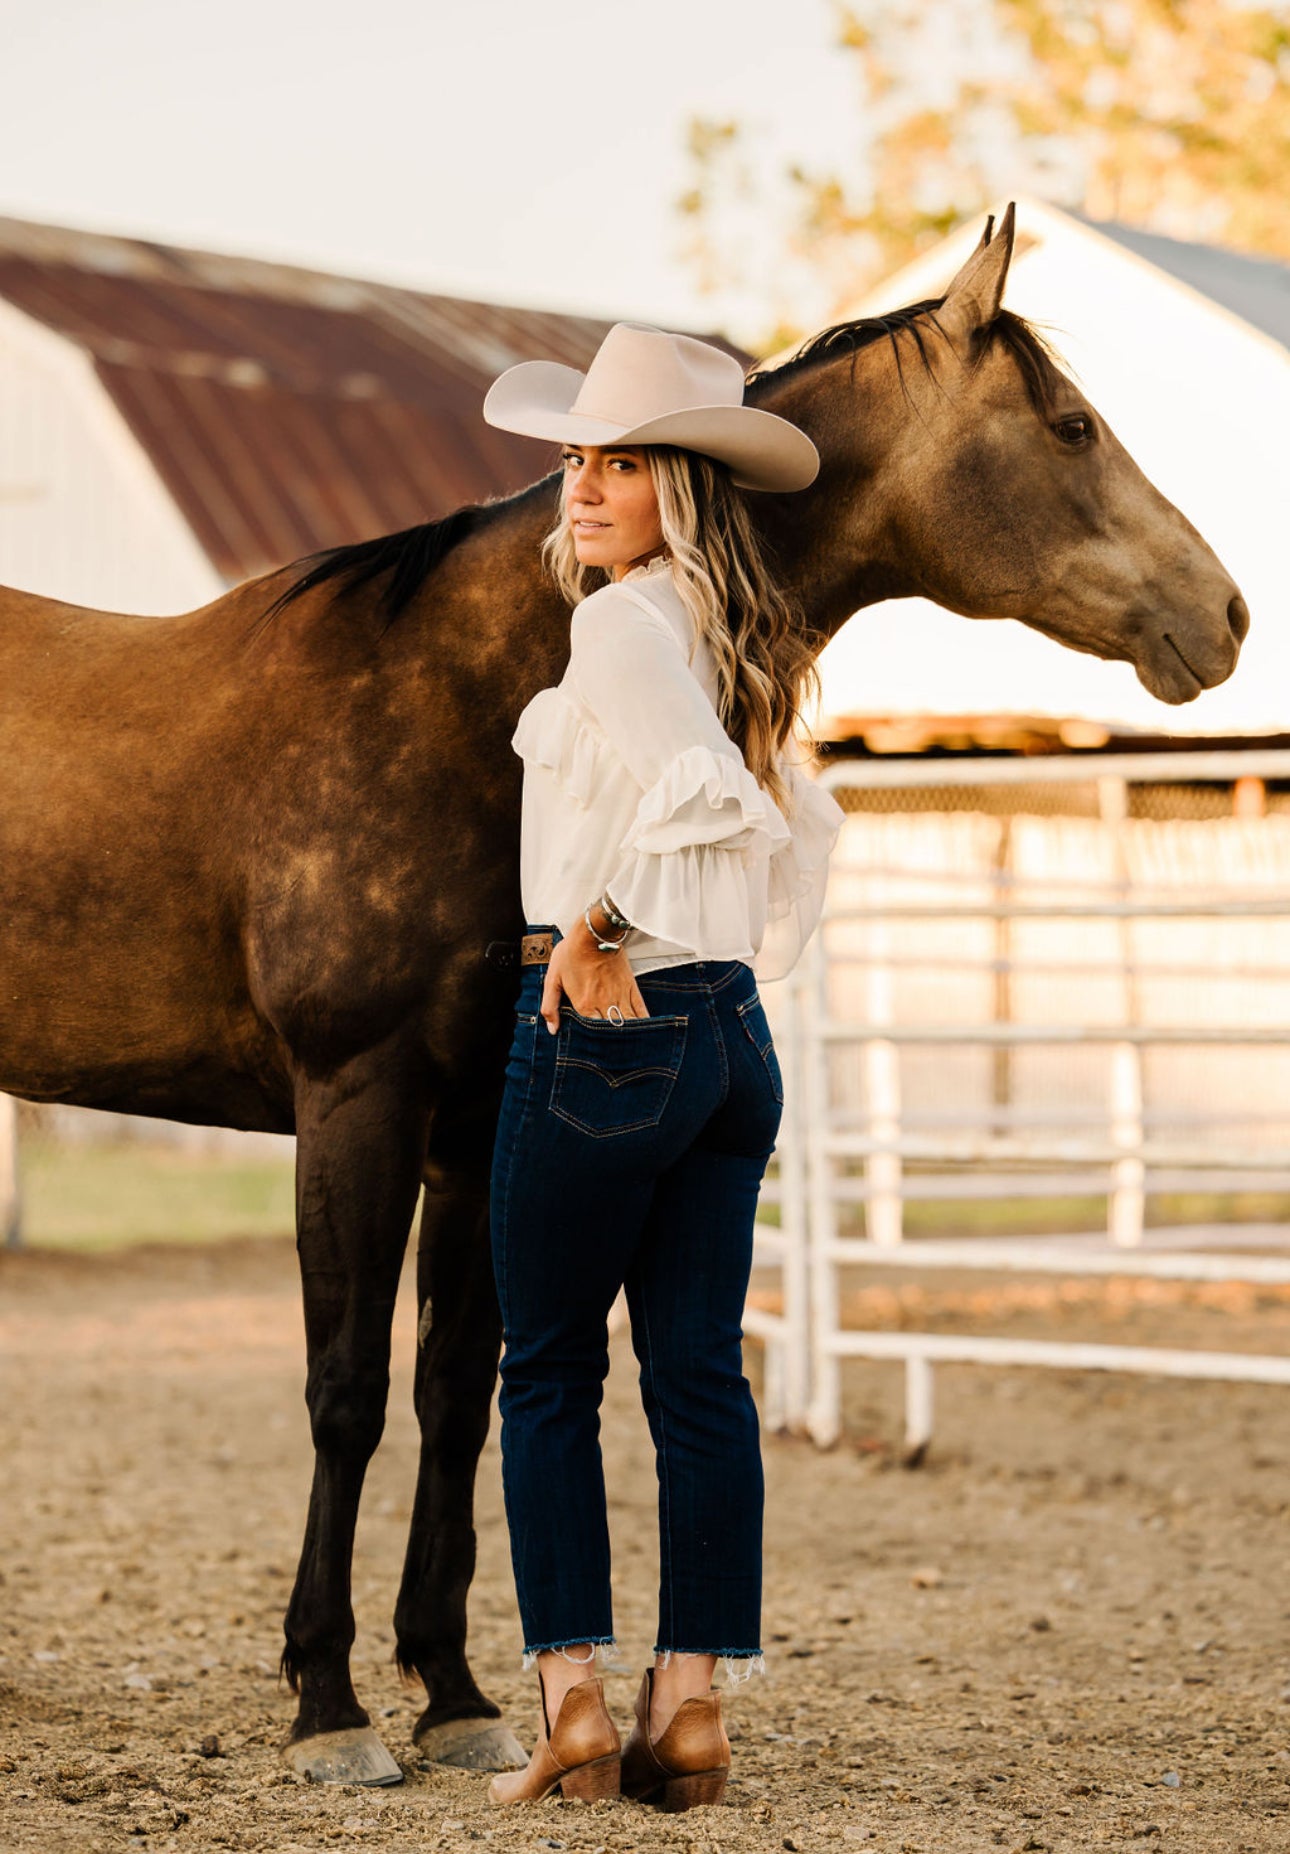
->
[259,501,490,628]
[259,298,1062,631]
[747,299,1066,415]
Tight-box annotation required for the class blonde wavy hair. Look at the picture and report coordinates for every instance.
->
[541,444,823,816]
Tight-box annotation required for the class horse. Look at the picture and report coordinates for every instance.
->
[0,207,1247,1780]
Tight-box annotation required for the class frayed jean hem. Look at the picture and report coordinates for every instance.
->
[654,1646,766,1684]
[521,1636,618,1672]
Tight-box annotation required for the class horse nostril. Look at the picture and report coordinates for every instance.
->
[1227,593,1250,645]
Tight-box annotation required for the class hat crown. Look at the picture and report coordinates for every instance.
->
[480,320,819,492]
[570,322,747,429]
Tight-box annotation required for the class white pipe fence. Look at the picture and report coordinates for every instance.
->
[749,750,1290,1448]
[0,1093,18,1248]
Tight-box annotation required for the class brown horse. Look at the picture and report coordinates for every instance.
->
[0,209,1247,1779]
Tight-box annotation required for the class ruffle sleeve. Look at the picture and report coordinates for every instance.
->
[600,742,792,955]
[622,743,791,856]
[510,685,607,808]
[766,763,845,922]
[753,762,846,983]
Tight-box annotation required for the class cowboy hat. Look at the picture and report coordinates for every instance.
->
[482,321,819,493]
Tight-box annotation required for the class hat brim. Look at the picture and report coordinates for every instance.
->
[482,359,819,493]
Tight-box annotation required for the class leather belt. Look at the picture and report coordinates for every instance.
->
[520,931,555,966]
[484,932,555,971]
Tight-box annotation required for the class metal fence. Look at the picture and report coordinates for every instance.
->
[0,1093,17,1249]
[750,750,1290,1448]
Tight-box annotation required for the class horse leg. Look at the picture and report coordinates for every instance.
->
[280,1041,428,1785]
[392,1097,524,1770]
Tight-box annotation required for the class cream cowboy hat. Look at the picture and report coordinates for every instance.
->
[482,321,819,493]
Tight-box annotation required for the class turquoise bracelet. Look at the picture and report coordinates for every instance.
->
[584,903,629,952]
[598,891,634,933]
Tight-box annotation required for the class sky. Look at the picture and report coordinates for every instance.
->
[1,0,862,340]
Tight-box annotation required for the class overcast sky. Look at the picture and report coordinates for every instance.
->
[1,0,861,338]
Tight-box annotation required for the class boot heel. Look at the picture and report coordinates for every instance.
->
[560,1752,621,1801]
[663,1767,728,1811]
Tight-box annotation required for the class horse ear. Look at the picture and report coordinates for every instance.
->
[935,201,1016,352]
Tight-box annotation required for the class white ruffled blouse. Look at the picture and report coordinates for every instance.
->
[511,555,845,983]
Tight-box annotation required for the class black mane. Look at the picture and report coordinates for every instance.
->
[747,299,1066,415]
[261,298,1063,629]
[259,501,490,628]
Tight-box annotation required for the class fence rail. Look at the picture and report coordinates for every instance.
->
[750,749,1290,1447]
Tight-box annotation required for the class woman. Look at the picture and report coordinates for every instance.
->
[481,323,844,1809]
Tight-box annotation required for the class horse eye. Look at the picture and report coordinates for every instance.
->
[1054,415,1093,445]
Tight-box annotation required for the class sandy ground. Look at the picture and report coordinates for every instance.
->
[1,1235,1288,1854]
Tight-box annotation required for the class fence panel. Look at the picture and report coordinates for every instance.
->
[751,750,1290,1444]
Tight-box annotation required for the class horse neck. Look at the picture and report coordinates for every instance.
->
[410,486,571,695]
[745,350,916,649]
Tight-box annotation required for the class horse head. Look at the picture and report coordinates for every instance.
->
[749,203,1248,704]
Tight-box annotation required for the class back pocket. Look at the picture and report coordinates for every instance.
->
[550,1009,688,1136]
[735,995,784,1105]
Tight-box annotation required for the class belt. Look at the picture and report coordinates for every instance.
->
[485,932,555,971]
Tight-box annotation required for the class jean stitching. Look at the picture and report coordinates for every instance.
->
[710,994,729,1106]
[638,1290,675,1650]
[548,1108,672,1138]
[563,1005,690,1026]
[735,999,783,1106]
[558,1060,681,1084]
[636,961,751,995]
[549,1019,688,1136]
[734,995,770,1040]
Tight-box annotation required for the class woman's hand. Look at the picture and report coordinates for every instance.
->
[540,917,649,1033]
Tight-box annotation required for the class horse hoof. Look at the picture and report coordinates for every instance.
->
[414,1716,527,1771]
[284,1726,403,1786]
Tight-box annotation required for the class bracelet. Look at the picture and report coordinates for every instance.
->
[583,903,629,953]
[598,890,634,933]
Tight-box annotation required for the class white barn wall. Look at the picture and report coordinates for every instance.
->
[0,297,223,616]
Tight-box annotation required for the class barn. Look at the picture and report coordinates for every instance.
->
[0,212,629,616]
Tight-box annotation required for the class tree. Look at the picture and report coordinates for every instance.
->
[679,0,1290,345]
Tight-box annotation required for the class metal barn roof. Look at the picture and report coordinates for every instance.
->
[0,216,744,584]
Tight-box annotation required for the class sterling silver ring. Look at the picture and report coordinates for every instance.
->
[606,1003,625,1026]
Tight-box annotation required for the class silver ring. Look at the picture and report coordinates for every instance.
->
[607,1003,625,1026]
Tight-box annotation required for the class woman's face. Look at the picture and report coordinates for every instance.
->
[560,444,665,580]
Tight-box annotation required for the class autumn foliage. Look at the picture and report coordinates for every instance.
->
[680,0,1290,343]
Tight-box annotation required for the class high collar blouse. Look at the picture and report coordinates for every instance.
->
[511,555,845,982]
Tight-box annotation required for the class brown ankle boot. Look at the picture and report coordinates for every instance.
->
[488,1674,621,1805]
[621,1668,730,1811]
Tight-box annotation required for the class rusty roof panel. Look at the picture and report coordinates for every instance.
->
[95,361,564,581]
[0,217,744,585]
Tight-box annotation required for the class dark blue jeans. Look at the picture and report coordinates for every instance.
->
[489,926,783,1664]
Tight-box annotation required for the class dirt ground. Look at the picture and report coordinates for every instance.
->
[1,1236,1288,1854]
